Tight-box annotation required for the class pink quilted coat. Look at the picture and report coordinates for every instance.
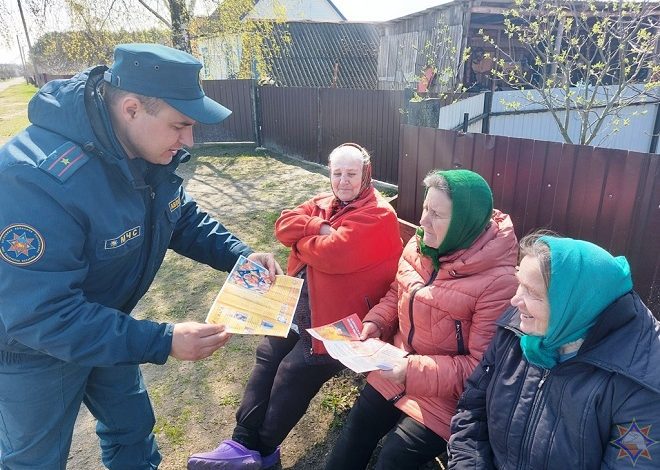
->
[365,210,518,440]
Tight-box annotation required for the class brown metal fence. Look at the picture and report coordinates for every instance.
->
[259,86,320,162]
[397,125,659,313]
[194,80,257,143]
[259,87,404,184]
[36,74,73,86]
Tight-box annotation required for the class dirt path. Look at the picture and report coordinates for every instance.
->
[0,77,24,93]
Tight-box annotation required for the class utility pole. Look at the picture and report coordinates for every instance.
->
[16,35,28,83]
[16,0,39,85]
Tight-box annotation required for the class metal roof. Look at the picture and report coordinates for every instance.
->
[263,21,379,89]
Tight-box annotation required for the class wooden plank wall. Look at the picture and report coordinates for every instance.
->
[397,125,659,312]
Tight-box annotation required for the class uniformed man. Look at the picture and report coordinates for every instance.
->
[0,43,281,468]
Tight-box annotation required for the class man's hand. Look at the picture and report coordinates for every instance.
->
[247,252,283,282]
[359,321,382,341]
[170,322,231,361]
[380,357,408,385]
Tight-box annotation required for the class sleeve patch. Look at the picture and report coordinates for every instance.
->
[169,196,181,212]
[610,419,657,465]
[0,224,45,266]
[38,142,89,182]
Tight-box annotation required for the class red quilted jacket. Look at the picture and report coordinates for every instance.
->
[366,210,518,440]
[274,188,402,354]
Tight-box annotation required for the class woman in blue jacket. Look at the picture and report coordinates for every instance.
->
[448,232,660,469]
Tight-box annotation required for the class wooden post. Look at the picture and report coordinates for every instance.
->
[482,91,493,134]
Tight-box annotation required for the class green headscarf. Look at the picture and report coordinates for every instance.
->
[520,237,633,369]
[418,169,493,269]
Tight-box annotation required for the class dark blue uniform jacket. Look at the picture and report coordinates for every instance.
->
[0,66,251,366]
[448,292,660,469]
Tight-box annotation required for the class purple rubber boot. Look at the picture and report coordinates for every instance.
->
[261,447,281,469]
[187,440,262,470]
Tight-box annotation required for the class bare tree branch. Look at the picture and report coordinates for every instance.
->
[136,0,171,27]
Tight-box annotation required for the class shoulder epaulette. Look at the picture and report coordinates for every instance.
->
[38,141,90,182]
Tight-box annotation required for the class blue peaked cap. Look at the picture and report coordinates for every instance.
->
[103,43,231,124]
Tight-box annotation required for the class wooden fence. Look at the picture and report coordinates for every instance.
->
[397,125,659,312]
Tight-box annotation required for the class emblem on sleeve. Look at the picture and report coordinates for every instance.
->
[169,196,181,212]
[0,224,46,266]
[611,419,656,465]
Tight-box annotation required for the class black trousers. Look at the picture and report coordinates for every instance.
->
[232,330,344,455]
[324,384,447,470]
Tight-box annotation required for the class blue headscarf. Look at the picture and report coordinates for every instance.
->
[520,236,633,369]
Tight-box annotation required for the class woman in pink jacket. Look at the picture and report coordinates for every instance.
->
[325,169,519,470]
[189,143,402,470]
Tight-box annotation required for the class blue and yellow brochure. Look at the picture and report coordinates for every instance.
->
[205,255,303,337]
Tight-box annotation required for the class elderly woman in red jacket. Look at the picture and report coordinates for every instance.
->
[324,169,519,470]
[189,143,402,470]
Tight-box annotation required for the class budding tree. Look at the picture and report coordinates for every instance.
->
[482,0,660,146]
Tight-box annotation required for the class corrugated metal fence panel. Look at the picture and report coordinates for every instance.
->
[195,80,256,142]
[437,93,485,130]
[397,125,659,311]
[489,104,659,154]
[40,74,73,85]
[257,87,403,183]
[435,86,660,154]
[260,86,320,163]
[490,112,566,143]
[319,88,404,184]
[486,87,659,154]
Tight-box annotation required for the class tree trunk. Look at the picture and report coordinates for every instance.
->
[168,0,192,53]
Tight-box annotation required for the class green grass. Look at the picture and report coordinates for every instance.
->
[154,407,193,446]
[216,393,242,407]
[320,371,363,429]
[0,82,37,144]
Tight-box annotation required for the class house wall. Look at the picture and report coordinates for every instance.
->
[376,3,467,91]
[199,0,346,79]
[198,35,242,79]
[246,0,344,21]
